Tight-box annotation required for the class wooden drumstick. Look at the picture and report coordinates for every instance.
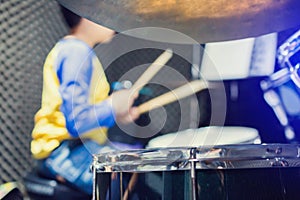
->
[137,80,208,114]
[122,173,139,200]
[130,48,173,92]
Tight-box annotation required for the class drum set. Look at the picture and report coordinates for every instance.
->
[54,1,300,199]
[91,30,300,200]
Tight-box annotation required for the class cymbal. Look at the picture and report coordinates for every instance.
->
[57,0,300,43]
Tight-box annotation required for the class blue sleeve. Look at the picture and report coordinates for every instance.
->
[56,45,115,137]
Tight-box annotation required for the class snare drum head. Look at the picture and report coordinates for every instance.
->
[147,126,261,148]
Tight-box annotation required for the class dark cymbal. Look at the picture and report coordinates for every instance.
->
[57,0,300,43]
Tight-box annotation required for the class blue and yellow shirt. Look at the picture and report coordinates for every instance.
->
[31,38,115,159]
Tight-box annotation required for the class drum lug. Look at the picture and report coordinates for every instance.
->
[266,147,283,154]
[270,158,289,167]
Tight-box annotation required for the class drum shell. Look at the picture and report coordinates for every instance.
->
[94,167,300,200]
[93,144,300,200]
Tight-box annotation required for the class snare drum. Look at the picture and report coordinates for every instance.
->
[93,144,300,200]
[147,126,261,148]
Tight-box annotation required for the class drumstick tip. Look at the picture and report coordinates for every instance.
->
[165,48,173,57]
[166,48,173,54]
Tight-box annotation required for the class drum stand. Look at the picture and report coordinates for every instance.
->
[261,71,297,143]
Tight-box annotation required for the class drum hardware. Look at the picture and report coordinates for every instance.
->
[120,173,124,199]
[266,146,283,154]
[261,70,297,142]
[278,29,300,69]
[278,29,300,89]
[290,64,300,88]
[270,158,289,167]
[266,146,290,167]
[261,29,300,143]
[189,148,198,200]
[194,144,299,169]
